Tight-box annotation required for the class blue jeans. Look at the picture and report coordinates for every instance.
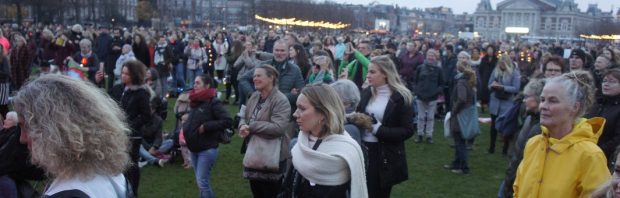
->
[139,139,174,163]
[0,175,17,198]
[191,148,218,198]
[188,68,204,88]
[173,63,186,93]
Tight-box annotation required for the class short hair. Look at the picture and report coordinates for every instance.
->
[5,111,17,123]
[543,55,567,73]
[458,51,471,60]
[546,70,595,119]
[330,80,360,111]
[274,39,288,49]
[523,78,545,103]
[13,75,130,180]
[122,60,147,85]
[255,64,280,87]
[122,44,132,51]
[603,68,620,87]
[79,39,92,48]
[300,83,346,137]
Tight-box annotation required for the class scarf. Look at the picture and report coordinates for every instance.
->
[189,88,217,107]
[291,131,368,198]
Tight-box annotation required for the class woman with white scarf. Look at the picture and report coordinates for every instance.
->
[287,83,368,198]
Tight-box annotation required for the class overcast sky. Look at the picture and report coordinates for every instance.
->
[332,0,617,14]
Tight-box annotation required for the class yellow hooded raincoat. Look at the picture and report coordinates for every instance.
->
[513,117,610,198]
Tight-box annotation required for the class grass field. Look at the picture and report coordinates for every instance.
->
[137,95,508,198]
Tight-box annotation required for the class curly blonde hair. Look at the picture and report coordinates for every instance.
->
[13,75,130,180]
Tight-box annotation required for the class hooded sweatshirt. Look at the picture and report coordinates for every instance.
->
[513,117,610,198]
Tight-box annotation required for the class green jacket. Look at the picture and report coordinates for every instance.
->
[338,51,370,82]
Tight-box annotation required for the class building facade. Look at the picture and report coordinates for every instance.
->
[473,0,611,40]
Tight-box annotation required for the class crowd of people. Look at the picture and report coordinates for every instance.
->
[0,21,619,198]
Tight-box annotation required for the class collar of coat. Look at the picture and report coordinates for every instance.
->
[541,117,605,153]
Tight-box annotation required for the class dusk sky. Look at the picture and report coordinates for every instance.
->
[333,0,617,14]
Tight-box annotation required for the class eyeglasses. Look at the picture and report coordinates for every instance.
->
[602,80,619,85]
[545,69,562,73]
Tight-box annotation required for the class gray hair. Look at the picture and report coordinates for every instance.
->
[13,75,130,180]
[5,111,17,123]
[122,44,132,51]
[545,70,595,119]
[330,80,360,112]
[458,51,471,60]
[523,78,545,103]
[79,39,92,48]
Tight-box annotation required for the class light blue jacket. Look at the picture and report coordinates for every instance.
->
[488,68,521,116]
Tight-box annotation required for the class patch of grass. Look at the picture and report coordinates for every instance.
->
[139,97,507,197]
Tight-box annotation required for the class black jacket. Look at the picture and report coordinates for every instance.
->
[0,126,46,180]
[589,95,620,166]
[357,88,414,187]
[0,57,9,83]
[120,86,152,137]
[183,99,233,152]
[141,114,163,150]
[414,63,445,102]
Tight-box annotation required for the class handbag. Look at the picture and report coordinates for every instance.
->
[242,135,282,172]
[496,101,522,137]
[457,105,480,140]
[494,90,512,100]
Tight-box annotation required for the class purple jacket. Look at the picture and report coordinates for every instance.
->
[399,51,424,81]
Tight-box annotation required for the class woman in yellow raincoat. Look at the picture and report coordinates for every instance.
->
[514,71,610,198]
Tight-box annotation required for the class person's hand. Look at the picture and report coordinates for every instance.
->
[95,71,104,83]
[315,56,329,70]
[199,124,205,134]
[291,88,299,96]
[239,124,250,138]
[149,147,159,156]
[339,68,348,79]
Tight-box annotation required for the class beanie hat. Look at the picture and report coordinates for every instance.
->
[570,49,586,64]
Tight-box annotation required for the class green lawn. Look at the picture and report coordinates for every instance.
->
[139,97,507,198]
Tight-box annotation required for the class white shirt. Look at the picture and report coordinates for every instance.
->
[363,84,391,142]
[45,174,127,198]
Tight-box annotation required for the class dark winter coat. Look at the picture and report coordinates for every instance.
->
[588,94,620,167]
[120,86,152,138]
[357,88,414,187]
[72,52,99,84]
[0,126,46,180]
[183,99,233,152]
[141,114,164,150]
[414,62,445,102]
[478,55,497,103]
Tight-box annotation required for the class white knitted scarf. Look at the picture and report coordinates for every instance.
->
[291,131,368,198]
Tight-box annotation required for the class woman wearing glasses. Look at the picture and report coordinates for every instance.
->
[588,68,620,169]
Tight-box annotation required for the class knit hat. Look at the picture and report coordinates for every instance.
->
[570,49,586,64]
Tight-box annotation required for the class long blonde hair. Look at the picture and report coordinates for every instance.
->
[495,54,514,79]
[370,55,413,106]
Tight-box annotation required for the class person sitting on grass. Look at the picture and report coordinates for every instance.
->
[139,97,173,168]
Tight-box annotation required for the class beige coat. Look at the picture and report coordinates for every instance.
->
[240,88,292,180]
